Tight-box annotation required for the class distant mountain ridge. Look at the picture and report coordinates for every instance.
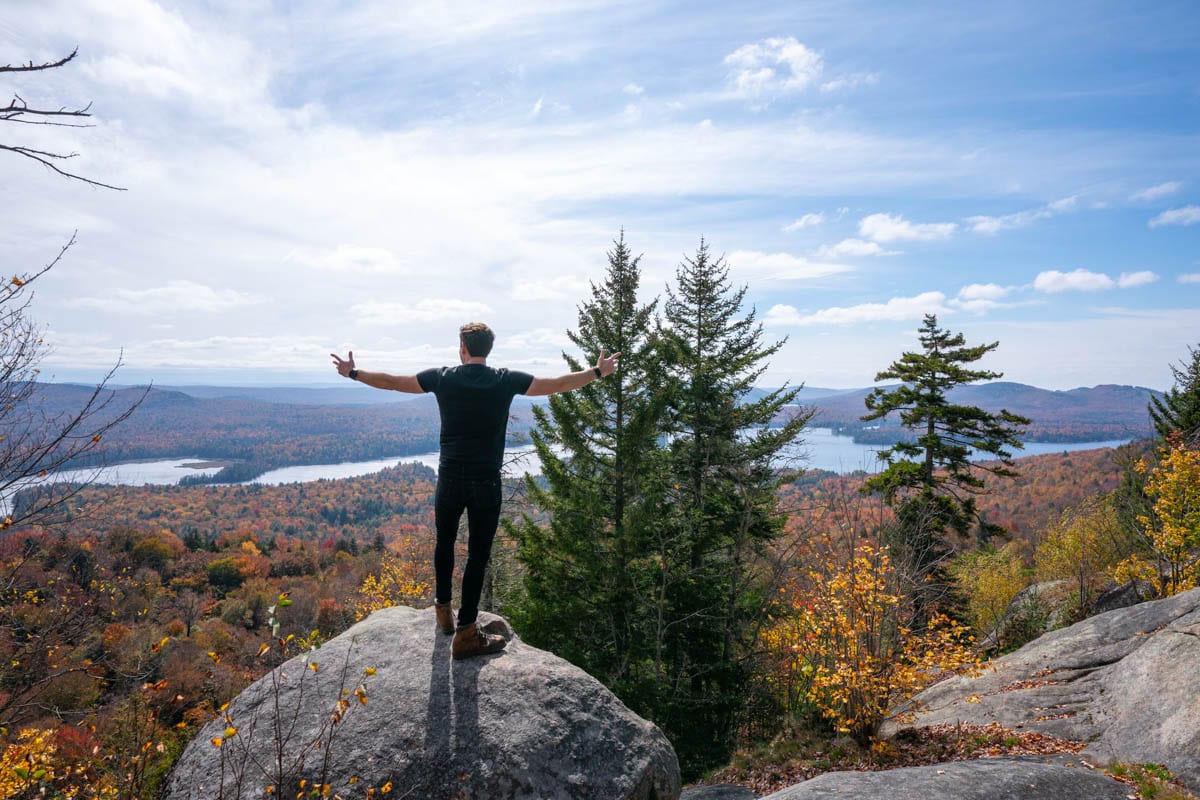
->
[107,380,1163,441]
[152,384,423,406]
[795,381,1161,443]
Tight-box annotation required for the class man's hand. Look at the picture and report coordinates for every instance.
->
[527,347,623,396]
[331,351,355,378]
[596,347,621,377]
[329,353,422,393]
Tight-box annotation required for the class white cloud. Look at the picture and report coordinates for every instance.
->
[1132,181,1183,201]
[724,37,823,100]
[820,72,880,93]
[531,96,545,117]
[728,250,854,282]
[89,55,201,99]
[8,0,1195,390]
[957,283,1010,301]
[783,212,825,231]
[952,299,1001,314]
[966,195,1077,234]
[351,298,493,325]
[966,215,1019,235]
[765,291,947,326]
[623,83,644,95]
[949,283,1016,314]
[1149,205,1200,228]
[815,238,896,258]
[1032,269,1158,292]
[285,244,407,274]
[1179,274,1200,285]
[1033,269,1115,292]
[1117,271,1158,288]
[502,326,574,354]
[511,274,590,301]
[66,281,259,315]
[859,213,956,242]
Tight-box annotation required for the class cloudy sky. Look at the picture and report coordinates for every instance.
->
[3,0,1198,390]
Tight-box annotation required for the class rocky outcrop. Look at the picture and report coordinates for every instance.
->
[162,606,680,800]
[1089,579,1155,616]
[979,580,1068,650]
[881,587,1200,793]
[759,757,1130,800]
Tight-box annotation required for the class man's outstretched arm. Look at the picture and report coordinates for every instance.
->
[330,350,423,393]
[525,348,621,397]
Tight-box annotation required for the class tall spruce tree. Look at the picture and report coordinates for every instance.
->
[1149,344,1200,441]
[655,240,810,775]
[509,232,664,691]
[862,314,1029,610]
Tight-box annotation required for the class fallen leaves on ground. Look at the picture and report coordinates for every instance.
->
[700,722,1085,797]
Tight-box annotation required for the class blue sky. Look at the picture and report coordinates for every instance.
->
[3,0,1198,390]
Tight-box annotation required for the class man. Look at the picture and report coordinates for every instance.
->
[331,322,620,659]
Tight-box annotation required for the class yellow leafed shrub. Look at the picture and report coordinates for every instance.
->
[1112,436,1200,597]
[352,539,431,619]
[762,543,979,743]
[952,541,1028,638]
[1034,496,1133,618]
[0,728,119,799]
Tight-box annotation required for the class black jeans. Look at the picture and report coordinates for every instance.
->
[433,469,502,627]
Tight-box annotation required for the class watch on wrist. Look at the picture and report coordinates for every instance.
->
[348,369,359,381]
[592,366,602,378]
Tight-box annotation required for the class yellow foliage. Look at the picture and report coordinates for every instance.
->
[352,540,431,619]
[1035,497,1129,613]
[762,543,979,742]
[1111,554,1158,588]
[1116,436,1200,596]
[952,542,1028,637]
[0,728,119,799]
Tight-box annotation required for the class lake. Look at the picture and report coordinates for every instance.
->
[15,429,1131,495]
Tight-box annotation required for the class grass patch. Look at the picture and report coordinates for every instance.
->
[1108,763,1197,800]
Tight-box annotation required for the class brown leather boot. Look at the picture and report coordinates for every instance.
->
[434,601,455,635]
[451,622,506,660]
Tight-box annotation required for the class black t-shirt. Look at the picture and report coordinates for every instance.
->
[417,364,534,477]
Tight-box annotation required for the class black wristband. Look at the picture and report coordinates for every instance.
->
[348,369,359,381]
[592,366,602,378]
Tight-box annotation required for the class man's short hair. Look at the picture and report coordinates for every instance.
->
[459,322,495,357]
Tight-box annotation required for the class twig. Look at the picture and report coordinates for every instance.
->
[0,143,126,190]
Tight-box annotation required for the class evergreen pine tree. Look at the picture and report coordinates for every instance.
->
[862,314,1029,611]
[509,232,664,691]
[655,240,810,775]
[1149,344,1200,441]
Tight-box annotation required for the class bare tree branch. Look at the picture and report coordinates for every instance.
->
[1,48,125,190]
[2,234,149,530]
[0,47,78,73]
[0,143,125,190]
[1,93,94,126]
